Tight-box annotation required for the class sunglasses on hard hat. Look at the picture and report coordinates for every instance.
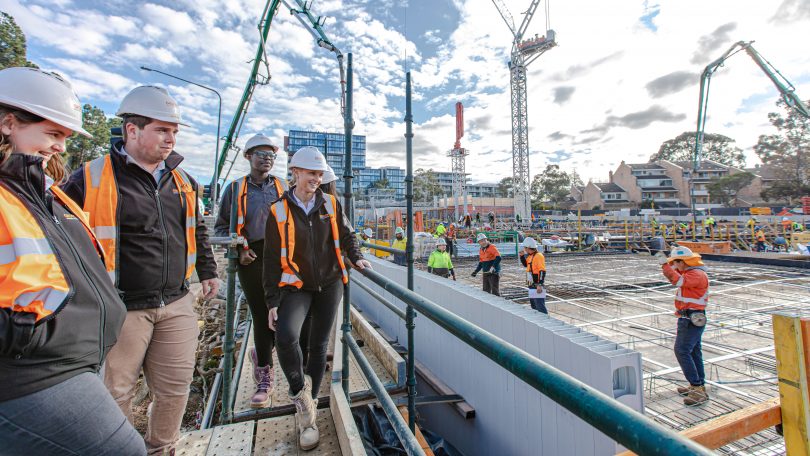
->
[252,150,276,159]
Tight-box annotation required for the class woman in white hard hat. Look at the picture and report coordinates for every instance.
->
[660,246,710,406]
[519,237,547,313]
[320,164,338,196]
[214,134,286,409]
[264,146,370,450]
[0,67,144,454]
[427,237,455,280]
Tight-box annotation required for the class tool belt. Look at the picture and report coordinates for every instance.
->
[679,309,707,327]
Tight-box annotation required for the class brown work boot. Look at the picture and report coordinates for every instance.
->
[676,385,691,396]
[683,385,709,406]
[290,375,319,450]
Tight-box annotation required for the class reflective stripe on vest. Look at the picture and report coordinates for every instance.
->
[83,155,198,283]
[235,176,284,238]
[271,194,348,289]
[0,185,70,322]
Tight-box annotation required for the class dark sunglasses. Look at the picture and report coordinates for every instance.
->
[252,150,276,159]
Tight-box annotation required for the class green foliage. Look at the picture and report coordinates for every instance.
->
[530,164,580,209]
[754,98,810,202]
[64,105,115,170]
[496,176,513,198]
[371,177,389,189]
[707,171,755,206]
[650,131,745,168]
[0,12,37,69]
[413,168,443,202]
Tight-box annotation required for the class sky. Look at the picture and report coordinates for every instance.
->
[7,0,810,186]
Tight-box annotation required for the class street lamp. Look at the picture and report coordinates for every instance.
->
[140,66,222,214]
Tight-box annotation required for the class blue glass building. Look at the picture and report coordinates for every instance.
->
[286,130,366,192]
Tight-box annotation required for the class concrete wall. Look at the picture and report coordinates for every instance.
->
[612,162,642,203]
[581,182,605,210]
[352,258,644,456]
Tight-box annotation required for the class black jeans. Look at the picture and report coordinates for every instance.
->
[276,279,343,396]
[238,240,275,367]
[483,273,500,296]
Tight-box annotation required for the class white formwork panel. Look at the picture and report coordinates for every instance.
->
[549,325,581,456]
[562,332,598,456]
[523,314,546,456]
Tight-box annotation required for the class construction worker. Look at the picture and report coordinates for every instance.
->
[320,164,338,196]
[446,222,456,256]
[475,212,481,226]
[0,67,145,455]
[755,227,767,252]
[746,216,757,232]
[264,146,370,450]
[62,86,219,455]
[471,233,502,296]
[392,226,407,266]
[782,217,792,233]
[435,221,447,238]
[464,212,472,229]
[702,216,714,237]
[659,246,709,406]
[792,220,804,232]
[427,238,456,280]
[214,134,286,409]
[519,237,547,313]
[358,227,373,253]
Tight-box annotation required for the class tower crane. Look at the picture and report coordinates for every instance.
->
[689,40,809,236]
[448,102,468,223]
[491,0,556,221]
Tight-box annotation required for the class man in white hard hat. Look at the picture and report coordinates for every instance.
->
[391,226,407,266]
[63,85,219,455]
[471,233,502,295]
[519,237,547,313]
[659,246,710,406]
[214,133,286,409]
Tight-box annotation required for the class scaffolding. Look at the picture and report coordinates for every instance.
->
[422,252,809,455]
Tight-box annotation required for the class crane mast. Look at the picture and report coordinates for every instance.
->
[449,102,468,223]
[491,0,556,221]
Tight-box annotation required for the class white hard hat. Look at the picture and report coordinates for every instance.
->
[522,237,538,249]
[667,246,699,263]
[116,86,188,126]
[244,134,278,154]
[476,233,488,242]
[289,146,328,171]
[783,217,790,221]
[322,165,337,184]
[363,228,373,238]
[436,238,447,246]
[0,67,91,137]
[395,226,404,235]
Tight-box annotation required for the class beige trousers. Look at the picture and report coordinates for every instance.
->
[104,292,200,455]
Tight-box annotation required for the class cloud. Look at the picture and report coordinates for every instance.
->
[423,29,443,45]
[771,0,810,23]
[552,86,575,104]
[119,44,180,66]
[690,22,736,64]
[645,71,698,98]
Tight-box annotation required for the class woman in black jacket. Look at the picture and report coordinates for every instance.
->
[264,146,370,451]
[0,67,144,455]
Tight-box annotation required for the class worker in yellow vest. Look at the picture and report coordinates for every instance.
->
[264,146,370,450]
[0,67,143,454]
[427,238,455,280]
[62,86,219,455]
[392,226,407,266]
[214,134,286,409]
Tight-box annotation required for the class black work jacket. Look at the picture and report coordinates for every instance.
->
[62,141,217,310]
[263,189,363,309]
[0,155,126,402]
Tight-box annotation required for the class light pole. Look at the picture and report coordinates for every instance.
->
[140,66,222,214]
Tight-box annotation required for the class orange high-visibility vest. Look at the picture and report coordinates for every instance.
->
[0,185,102,322]
[270,194,348,289]
[82,155,197,283]
[233,175,284,239]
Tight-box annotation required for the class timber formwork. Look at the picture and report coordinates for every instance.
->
[431,252,809,455]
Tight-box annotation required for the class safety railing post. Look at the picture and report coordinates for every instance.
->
[220,185,240,424]
[404,71,417,433]
[342,52,354,401]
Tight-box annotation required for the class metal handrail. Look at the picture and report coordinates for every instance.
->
[360,241,403,255]
[353,266,713,456]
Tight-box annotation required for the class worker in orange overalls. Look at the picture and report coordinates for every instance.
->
[660,246,709,406]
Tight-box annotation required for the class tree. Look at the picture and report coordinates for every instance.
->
[0,13,37,69]
[371,178,389,189]
[530,164,576,209]
[496,176,514,198]
[64,105,115,170]
[413,168,443,202]
[707,171,755,206]
[753,98,810,202]
[650,131,745,168]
